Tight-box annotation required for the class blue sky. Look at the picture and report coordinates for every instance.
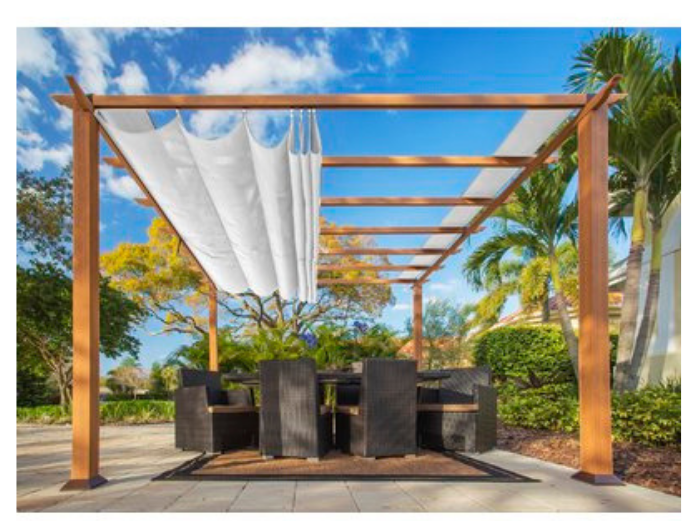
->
[16,27,681,373]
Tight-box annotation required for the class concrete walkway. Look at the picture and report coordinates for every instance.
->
[17,424,680,513]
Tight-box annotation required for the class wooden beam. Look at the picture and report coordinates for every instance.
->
[103,156,125,168]
[413,283,423,369]
[317,278,414,285]
[572,104,621,486]
[208,286,218,372]
[134,197,156,208]
[52,92,627,110]
[321,247,456,256]
[321,197,494,207]
[62,102,106,491]
[318,264,433,272]
[322,156,558,168]
[416,75,624,284]
[105,155,554,170]
[320,226,475,235]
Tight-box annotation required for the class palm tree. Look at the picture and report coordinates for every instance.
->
[463,156,580,373]
[569,30,681,390]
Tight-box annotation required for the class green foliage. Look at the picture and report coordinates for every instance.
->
[473,325,575,387]
[17,262,146,405]
[17,400,175,425]
[498,383,579,432]
[612,382,681,446]
[497,381,680,447]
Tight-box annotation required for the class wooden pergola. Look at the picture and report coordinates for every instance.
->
[54,74,624,490]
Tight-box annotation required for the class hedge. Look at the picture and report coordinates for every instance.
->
[17,400,175,425]
[473,325,575,387]
[498,382,680,447]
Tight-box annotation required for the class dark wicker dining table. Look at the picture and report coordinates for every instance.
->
[223,369,451,385]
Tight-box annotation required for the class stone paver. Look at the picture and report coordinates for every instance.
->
[17,424,681,513]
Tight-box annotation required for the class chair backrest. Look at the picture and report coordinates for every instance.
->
[259,359,321,455]
[179,368,222,394]
[360,359,417,445]
[440,367,491,395]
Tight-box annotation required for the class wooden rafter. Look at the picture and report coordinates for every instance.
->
[317,264,433,272]
[317,278,414,285]
[321,247,456,256]
[321,197,493,207]
[416,75,623,284]
[323,155,558,168]
[321,226,477,235]
[105,155,554,170]
[53,92,626,110]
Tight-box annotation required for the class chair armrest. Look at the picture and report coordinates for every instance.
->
[335,405,360,416]
[417,403,479,413]
[207,405,259,414]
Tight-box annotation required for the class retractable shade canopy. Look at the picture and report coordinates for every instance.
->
[97,109,322,302]
[397,109,572,279]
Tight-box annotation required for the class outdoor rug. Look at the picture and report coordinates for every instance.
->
[154,449,536,482]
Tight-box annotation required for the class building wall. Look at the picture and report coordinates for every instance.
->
[637,195,681,386]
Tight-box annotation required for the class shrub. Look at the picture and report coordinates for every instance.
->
[612,383,681,446]
[498,383,579,432]
[17,400,174,425]
[473,325,574,387]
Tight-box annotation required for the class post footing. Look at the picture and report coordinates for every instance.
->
[571,471,623,486]
[61,475,108,491]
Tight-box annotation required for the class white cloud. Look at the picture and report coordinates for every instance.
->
[55,104,73,132]
[393,303,412,312]
[17,129,44,145]
[366,29,409,69]
[17,142,71,171]
[59,28,113,93]
[101,164,144,201]
[187,39,341,138]
[113,61,149,94]
[17,85,41,127]
[165,56,180,83]
[17,28,59,79]
[429,281,458,294]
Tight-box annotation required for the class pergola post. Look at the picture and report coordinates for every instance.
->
[412,283,423,368]
[62,105,106,491]
[572,104,621,486]
[209,286,219,371]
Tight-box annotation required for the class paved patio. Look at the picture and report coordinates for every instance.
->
[17,424,680,513]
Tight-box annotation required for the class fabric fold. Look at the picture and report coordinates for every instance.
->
[97,109,322,302]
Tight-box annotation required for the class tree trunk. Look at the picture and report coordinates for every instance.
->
[548,253,579,375]
[56,367,72,407]
[613,187,648,391]
[625,222,663,391]
[541,279,551,322]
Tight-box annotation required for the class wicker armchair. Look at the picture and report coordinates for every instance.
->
[259,359,332,460]
[336,358,417,458]
[174,368,258,453]
[417,366,497,453]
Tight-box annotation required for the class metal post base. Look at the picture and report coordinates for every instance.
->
[571,471,624,486]
[61,475,108,491]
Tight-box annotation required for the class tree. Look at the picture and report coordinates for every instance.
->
[569,29,681,390]
[17,166,72,267]
[462,156,581,373]
[405,299,476,369]
[106,357,149,399]
[17,263,146,405]
[101,216,394,339]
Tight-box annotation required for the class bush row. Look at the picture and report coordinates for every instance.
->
[475,325,680,447]
[17,400,175,425]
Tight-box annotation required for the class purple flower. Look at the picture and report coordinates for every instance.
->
[353,321,368,334]
[300,332,318,349]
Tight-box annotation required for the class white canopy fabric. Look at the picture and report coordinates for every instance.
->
[97,109,322,302]
[398,109,573,279]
